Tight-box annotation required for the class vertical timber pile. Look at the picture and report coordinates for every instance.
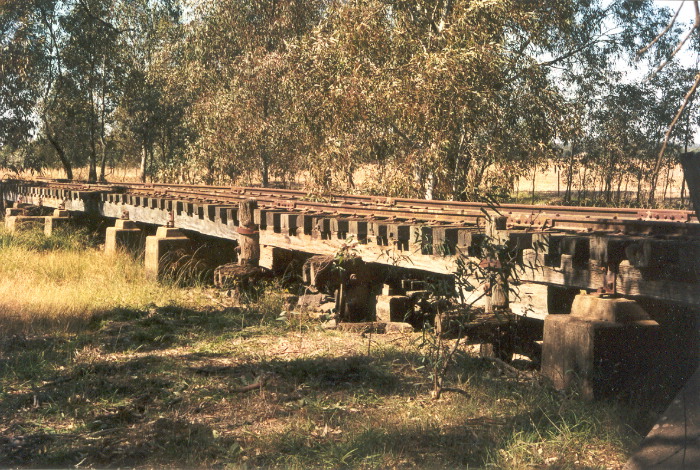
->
[681,152,700,220]
[213,198,271,288]
[484,215,509,314]
[238,199,260,266]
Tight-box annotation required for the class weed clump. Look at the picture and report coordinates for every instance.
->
[0,225,98,252]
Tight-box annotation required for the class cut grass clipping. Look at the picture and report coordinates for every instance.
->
[0,224,654,468]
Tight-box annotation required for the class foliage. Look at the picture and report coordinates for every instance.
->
[1,0,699,205]
[417,207,548,399]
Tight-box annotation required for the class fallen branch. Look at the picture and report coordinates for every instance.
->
[482,356,522,377]
[232,377,267,393]
[439,387,470,398]
[336,322,386,334]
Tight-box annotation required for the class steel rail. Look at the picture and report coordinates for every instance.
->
[19,178,700,227]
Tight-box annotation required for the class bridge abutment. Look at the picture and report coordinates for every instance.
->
[542,294,661,400]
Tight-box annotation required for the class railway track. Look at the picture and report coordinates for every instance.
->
[21,178,699,228]
[3,178,700,306]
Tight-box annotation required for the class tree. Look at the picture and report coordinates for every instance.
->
[59,0,124,182]
[0,1,45,151]
[291,0,571,199]
[111,0,187,182]
[179,0,324,186]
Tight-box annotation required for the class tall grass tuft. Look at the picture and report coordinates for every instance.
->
[0,226,201,334]
[0,225,98,252]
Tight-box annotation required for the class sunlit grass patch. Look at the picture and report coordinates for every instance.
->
[0,226,203,334]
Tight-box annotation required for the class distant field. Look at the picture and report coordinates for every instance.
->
[515,164,687,199]
[22,163,690,207]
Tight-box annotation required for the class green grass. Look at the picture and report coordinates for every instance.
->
[0,223,654,468]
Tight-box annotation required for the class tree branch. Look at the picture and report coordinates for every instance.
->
[76,0,135,35]
[650,0,700,75]
[637,0,684,57]
[652,71,700,192]
[538,30,614,68]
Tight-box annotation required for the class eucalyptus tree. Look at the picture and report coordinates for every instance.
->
[286,0,682,200]
[1,0,124,181]
[181,0,325,186]
[111,0,186,182]
[59,0,126,182]
[291,0,590,199]
[0,1,45,152]
[0,0,74,177]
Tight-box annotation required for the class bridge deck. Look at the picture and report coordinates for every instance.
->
[3,179,700,307]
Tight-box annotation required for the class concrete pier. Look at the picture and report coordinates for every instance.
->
[105,219,143,256]
[5,207,46,233]
[5,208,25,217]
[375,295,411,323]
[542,294,661,400]
[44,209,70,236]
[145,227,191,279]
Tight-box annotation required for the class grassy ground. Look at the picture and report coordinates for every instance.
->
[0,226,656,469]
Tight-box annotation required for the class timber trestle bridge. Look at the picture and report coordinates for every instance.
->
[2,178,699,308]
[3,178,700,468]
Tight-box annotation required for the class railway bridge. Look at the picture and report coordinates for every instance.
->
[2,177,700,468]
[3,178,699,304]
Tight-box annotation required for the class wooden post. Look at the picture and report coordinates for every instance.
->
[238,199,260,267]
[489,277,509,312]
[480,258,508,314]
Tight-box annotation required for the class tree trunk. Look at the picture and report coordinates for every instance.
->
[662,164,672,203]
[604,155,615,204]
[99,57,108,183]
[565,149,575,204]
[616,173,623,204]
[425,171,435,200]
[578,166,587,203]
[46,133,72,180]
[148,147,154,182]
[680,153,700,221]
[43,116,73,180]
[681,175,687,206]
[140,144,148,183]
[99,130,108,183]
[88,125,98,183]
[261,155,269,188]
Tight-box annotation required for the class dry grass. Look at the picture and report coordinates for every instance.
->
[0,225,656,469]
[0,226,204,335]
